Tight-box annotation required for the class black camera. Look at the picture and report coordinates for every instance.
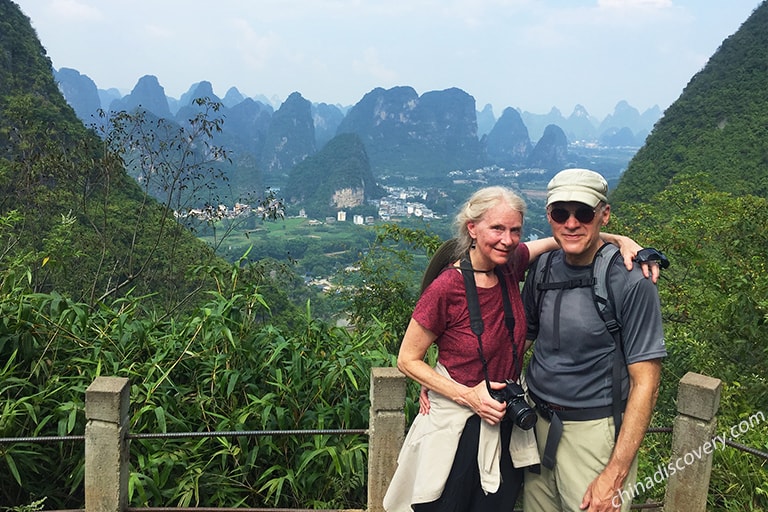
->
[489,380,537,430]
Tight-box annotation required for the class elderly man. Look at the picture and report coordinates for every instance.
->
[522,168,666,512]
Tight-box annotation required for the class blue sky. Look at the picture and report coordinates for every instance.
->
[13,0,763,119]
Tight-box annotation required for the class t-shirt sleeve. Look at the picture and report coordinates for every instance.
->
[620,272,667,364]
[512,243,530,282]
[412,270,456,338]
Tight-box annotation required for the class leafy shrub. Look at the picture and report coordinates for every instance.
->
[0,257,395,508]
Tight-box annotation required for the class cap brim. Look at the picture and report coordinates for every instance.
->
[546,191,602,207]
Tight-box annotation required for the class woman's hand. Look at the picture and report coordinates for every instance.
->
[419,385,431,414]
[458,380,508,425]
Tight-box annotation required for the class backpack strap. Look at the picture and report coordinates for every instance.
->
[533,250,593,352]
[495,265,521,378]
[591,243,622,334]
[591,243,626,439]
[459,257,485,337]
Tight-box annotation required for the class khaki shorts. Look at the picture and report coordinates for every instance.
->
[523,414,638,512]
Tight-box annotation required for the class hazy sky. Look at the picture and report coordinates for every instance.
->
[13,0,764,118]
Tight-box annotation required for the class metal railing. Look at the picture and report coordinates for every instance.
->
[1,370,766,512]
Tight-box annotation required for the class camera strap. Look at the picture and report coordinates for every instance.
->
[459,255,520,393]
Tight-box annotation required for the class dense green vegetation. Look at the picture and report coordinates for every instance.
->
[0,256,397,507]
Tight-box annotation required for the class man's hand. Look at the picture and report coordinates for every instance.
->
[580,471,623,511]
[633,247,669,283]
[613,235,661,283]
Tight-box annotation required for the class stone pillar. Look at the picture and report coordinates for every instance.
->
[663,372,722,512]
[85,377,130,512]
[367,367,407,512]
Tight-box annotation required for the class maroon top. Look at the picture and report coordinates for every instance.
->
[413,243,530,387]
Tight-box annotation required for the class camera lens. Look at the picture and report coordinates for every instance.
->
[490,380,537,430]
[513,405,537,430]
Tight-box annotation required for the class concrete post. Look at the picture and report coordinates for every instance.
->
[367,367,407,512]
[663,372,722,512]
[85,377,131,512]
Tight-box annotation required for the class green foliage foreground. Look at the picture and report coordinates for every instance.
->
[0,255,397,508]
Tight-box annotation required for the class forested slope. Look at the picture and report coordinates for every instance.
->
[0,0,223,309]
[612,1,768,204]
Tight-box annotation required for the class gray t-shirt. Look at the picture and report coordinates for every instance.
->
[523,249,666,409]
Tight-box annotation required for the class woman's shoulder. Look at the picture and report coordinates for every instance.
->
[432,264,463,286]
[421,265,463,297]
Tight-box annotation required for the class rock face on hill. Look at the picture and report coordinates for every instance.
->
[284,133,383,215]
[335,86,484,177]
[484,107,532,167]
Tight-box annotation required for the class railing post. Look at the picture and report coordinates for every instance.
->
[85,377,131,512]
[368,367,407,512]
[663,372,722,512]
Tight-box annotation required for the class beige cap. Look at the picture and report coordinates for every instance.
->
[546,168,608,207]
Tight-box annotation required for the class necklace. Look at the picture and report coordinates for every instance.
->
[453,259,494,274]
[465,266,494,274]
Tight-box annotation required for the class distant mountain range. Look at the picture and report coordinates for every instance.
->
[58,67,660,145]
[54,68,661,212]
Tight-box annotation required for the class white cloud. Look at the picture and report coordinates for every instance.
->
[598,0,672,7]
[231,20,282,71]
[354,48,399,84]
[49,0,103,22]
[143,24,174,40]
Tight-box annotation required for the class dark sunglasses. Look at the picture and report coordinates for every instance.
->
[549,206,600,224]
